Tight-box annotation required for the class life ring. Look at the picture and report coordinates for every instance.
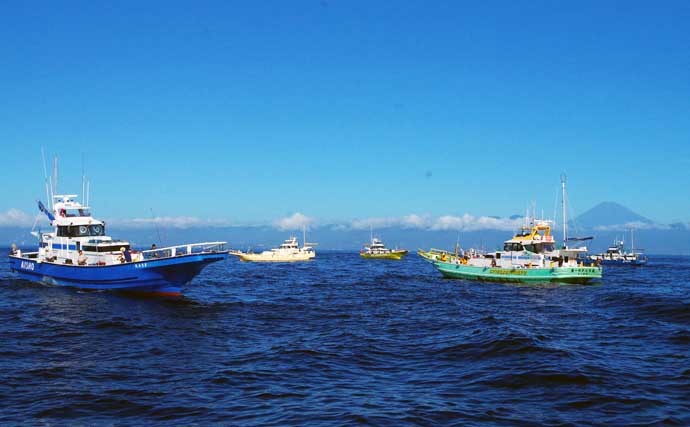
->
[440,254,447,261]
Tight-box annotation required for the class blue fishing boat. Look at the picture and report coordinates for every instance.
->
[9,191,227,296]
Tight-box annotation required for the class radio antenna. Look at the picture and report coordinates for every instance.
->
[151,208,163,246]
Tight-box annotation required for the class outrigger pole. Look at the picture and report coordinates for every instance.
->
[561,173,567,249]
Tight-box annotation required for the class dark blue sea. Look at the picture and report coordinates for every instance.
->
[1,251,689,426]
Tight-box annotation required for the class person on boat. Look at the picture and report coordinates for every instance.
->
[151,243,160,258]
[119,247,132,263]
[77,250,87,266]
[44,249,57,262]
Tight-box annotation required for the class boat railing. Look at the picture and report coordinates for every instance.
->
[140,242,227,260]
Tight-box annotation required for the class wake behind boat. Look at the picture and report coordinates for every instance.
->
[8,173,227,296]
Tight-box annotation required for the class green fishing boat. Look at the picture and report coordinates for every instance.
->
[419,221,601,284]
[420,175,602,284]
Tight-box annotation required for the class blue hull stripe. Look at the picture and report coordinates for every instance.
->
[52,244,77,250]
[8,252,227,293]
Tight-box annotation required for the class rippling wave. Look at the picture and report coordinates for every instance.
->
[1,251,689,425]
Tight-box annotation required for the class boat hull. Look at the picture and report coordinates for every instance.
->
[431,260,602,284]
[8,252,227,295]
[232,252,315,262]
[599,258,647,266]
[360,250,408,260]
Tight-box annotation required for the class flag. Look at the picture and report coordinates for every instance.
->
[37,200,55,221]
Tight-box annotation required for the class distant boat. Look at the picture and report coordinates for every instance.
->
[230,235,316,262]
[588,229,647,266]
[8,166,227,296]
[360,236,408,260]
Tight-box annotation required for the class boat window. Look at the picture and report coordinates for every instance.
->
[57,226,76,237]
[89,224,105,236]
[523,244,544,253]
[503,243,524,251]
[57,224,106,237]
[82,244,130,253]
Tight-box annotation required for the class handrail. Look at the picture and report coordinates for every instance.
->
[140,241,227,260]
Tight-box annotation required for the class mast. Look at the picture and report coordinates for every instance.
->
[561,173,567,249]
[53,156,59,197]
[81,153,86,205]
[631,228,635,255]
[41,148,51,209]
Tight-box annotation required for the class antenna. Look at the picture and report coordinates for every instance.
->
[631,228,635,254]
[81,153,86,204]
[86,180,91,207]
[561,173,567,248]
[151,208,163,246]
[41,148,51,208]
[53,156,59,197]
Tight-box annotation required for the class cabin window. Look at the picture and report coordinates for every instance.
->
[89,224,105,236]
[82,244,130,253]
[57,224,105,237]
[523,244,544,253]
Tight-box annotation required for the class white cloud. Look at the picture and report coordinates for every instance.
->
[350,216,402,230]
[349,214,524,232]
[111,216,234,229]
[401,214,432,228]
[430,214,524,231]
[0,209,37,227]
[593,221,669,231]
[274,213,314,231]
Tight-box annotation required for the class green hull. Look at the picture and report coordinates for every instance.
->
[432,260,602,284]
[360,250,408,260]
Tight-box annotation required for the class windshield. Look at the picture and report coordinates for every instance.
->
[57,224,105,238]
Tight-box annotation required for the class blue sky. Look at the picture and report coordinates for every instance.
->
[1,1,689,228]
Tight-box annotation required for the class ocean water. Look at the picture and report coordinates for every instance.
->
[1,250,689,426]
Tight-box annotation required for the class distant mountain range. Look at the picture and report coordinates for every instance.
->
[1,202,688,254]
[573,201,653,229]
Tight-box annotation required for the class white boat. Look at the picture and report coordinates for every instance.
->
[588,229,648,266]
[230,235,316,262]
